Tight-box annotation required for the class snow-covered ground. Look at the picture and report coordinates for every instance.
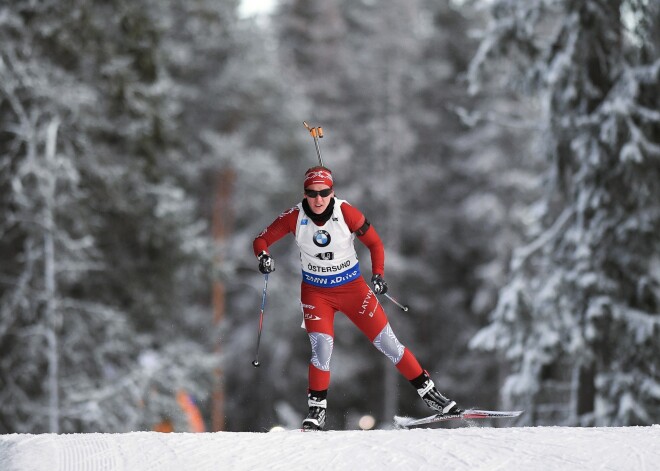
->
[2,425,659,471]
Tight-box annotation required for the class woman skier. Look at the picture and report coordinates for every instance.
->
[253,166,461,430]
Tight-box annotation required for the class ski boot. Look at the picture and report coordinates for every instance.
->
[302,391,327,431]
[411,370,462,415]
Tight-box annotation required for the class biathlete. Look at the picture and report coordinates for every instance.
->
[253,166,462,430]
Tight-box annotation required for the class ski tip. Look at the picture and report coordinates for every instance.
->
[461,409,524,419]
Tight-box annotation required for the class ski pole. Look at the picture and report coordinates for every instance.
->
[384,292,409,312]
[252,273,269,367]
[303,121,324,166]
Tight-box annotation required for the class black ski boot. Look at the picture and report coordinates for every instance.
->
[411,371,462,415]
[302,390,327,431]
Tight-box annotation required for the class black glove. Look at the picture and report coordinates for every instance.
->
[258,251,275,274]
[371,274,388,295]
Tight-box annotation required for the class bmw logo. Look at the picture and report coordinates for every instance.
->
[313,230,331,247]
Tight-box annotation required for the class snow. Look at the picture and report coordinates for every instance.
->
[2,425,660,471]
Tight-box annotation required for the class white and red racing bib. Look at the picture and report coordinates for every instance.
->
[294,199,360,287]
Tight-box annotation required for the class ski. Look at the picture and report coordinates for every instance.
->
[394,409,523,428]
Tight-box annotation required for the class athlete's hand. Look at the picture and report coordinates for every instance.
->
[371,274,388,295]
[258,252,275,274]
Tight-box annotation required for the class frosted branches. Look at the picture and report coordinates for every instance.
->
[510,207,574,271]
[468,0,660,426]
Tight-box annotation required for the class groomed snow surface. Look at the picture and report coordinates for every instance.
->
[1,425,659,471]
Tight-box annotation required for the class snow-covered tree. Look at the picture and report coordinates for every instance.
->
[409,0,544,411]
[469,0,660,425]
[0,0,223,433]
[197,17,312,431]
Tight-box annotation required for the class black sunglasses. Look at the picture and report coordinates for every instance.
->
[304,188,333,198]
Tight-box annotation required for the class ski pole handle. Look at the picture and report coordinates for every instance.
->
[303,121,325,166]
[384,292,409,312]
[252,273,269,367]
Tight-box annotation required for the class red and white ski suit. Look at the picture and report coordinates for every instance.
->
[253,198,424,391]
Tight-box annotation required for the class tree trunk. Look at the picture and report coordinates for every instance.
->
[576,363,596,418]
[44,119,61,433]
[212,168,235,431]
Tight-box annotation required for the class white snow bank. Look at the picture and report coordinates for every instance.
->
[1,425,659,471]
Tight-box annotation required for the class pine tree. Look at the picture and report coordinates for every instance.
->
[179,6,312,430]
[407,0,545,411]
[0,0,220,433]
[469,0,660,425]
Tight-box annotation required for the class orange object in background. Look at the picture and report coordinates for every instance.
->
[176,390,206,433]
[153,418,174,433]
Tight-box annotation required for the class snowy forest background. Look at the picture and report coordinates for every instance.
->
[0,0,658,434]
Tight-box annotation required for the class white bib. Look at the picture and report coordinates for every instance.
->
[295,199,361,287]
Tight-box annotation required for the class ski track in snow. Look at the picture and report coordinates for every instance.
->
[1,425,659,471]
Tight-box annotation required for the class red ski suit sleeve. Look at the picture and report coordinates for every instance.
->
[252,201,385,276]
[252,206,299,256]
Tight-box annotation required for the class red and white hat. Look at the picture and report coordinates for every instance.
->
[304,167,333,188]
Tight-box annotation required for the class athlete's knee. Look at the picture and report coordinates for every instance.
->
[308,332,334,371]
[372,323,405,364]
